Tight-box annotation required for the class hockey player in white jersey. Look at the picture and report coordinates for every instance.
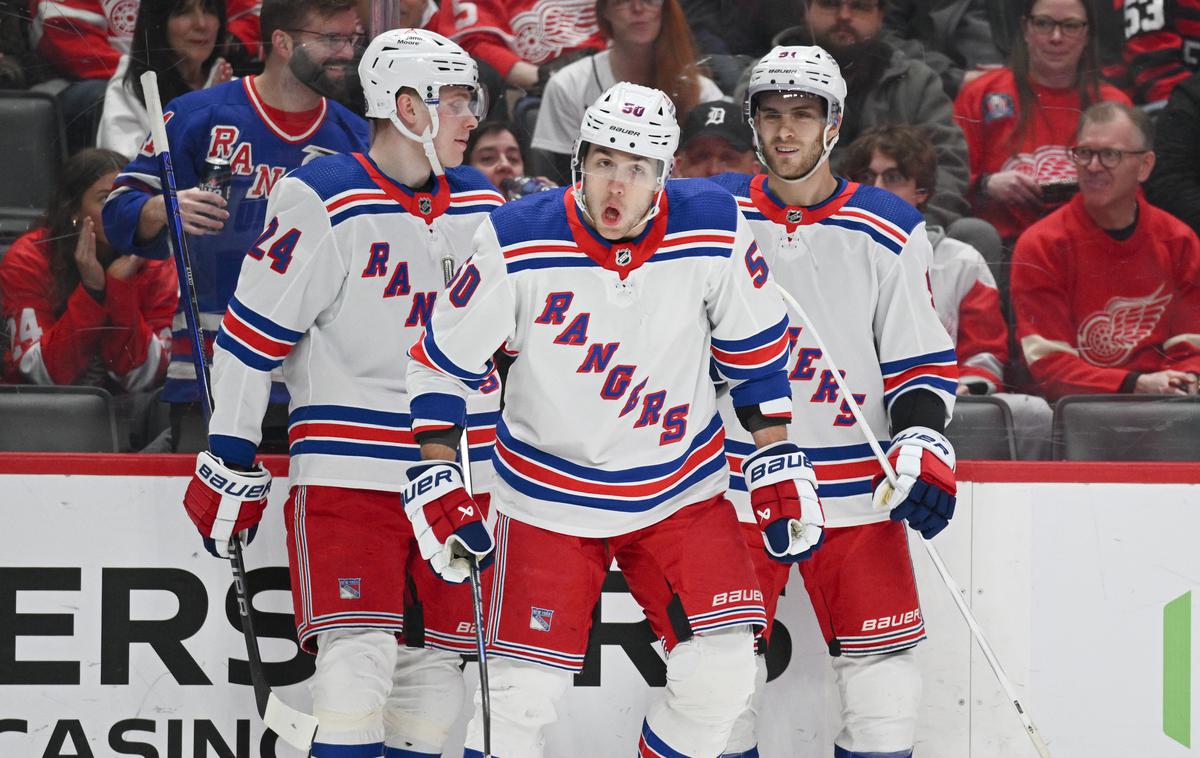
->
[404,81,826,757]
[706,47,959,758]
[178,29,505,758]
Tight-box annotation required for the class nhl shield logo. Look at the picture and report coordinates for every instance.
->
[615,247,632,266]
[338,578,362,600]
[530,606,554,632]
[418,196,433,215]
[786,209,803,224]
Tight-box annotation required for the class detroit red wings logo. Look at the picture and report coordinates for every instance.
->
[511,0,598,64]
[1077,286,1172,367]
[108,0,140,37]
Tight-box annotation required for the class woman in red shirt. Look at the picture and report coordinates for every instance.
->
[0,149,177,391]
[953,0,1130,244]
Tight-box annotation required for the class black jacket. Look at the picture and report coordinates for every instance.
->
[1146,72,1200,237]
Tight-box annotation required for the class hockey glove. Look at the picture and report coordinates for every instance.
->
[872,426,957,539]
[402,461,494,584]
[183,451,271,558]
[743,442,825,563]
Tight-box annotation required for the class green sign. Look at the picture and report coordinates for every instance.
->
[1166,591,1192,747]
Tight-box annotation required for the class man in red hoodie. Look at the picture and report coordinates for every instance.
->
[1012,101,1200,401]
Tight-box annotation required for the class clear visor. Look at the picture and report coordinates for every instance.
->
[436,84,487,120]
[580,154,665,190]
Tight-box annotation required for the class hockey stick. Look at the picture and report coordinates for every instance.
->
[142,71,319,753]
[773,283,1053,758]
[442,254,493,758]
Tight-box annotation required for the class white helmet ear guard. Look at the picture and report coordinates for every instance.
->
[745,45,847,184]
[358,28,484,175]
[570,82,680,230]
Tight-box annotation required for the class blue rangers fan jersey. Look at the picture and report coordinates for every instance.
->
[206,152,505,492]
[406,179,793,538]
[707,172,957,527]
[101,76,369,403]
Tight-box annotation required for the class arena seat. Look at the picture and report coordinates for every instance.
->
[0,92,67,243]
[946,395,1017,460]
[0,386,119,452]
[1053,394,1200,461]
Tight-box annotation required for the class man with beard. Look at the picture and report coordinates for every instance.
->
[773,0,972,229]
[708,46,957,758]
[103,0,368,452]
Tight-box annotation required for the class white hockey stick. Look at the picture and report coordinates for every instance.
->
[442,254,493,758]
[773,283,1053,758]
[142,70,320,754]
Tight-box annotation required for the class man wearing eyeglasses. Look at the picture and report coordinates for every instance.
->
[102,0,369,452]
[1012,101,1200,400]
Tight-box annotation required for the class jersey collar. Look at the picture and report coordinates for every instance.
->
[243,76,328,143]
[563,185,669,280]
[749,174,858,232]
[354,153,451,223]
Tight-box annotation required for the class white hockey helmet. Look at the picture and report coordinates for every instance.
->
[745,45,847,183]
[358,28,485,174]
[571,82,680,227]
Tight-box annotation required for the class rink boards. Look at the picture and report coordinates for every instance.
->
[0,456,1198,758]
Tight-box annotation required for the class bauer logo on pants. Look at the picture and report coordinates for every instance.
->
[338,578,362,600]
[530,606,554,632]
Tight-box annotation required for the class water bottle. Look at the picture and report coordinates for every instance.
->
[501,175,556,201]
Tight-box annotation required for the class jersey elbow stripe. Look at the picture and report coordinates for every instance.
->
[227,297,304,343]
[219,310,295,364]
[411,330,494,389]
[882,375,959,406]
[711,315,789,353]
[880,348,958,376]
[214,330,284,372]
[711,331,791,369]
[881,361,959,393]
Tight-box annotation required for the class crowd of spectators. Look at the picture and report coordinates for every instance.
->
[0,0,1196,457]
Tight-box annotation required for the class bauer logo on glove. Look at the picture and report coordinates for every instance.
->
[183,451,272,558]
[872,426,957,539]
[745,448,813,485]
[403,461,495,584]
[742,441,825,563]
[197,460,271,499]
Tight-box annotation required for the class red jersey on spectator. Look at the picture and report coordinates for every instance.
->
[1109,0,1200,106]
[29,0,138,80]
[433,0,604,77]
[954,68,1130,241]
[0,227,177,390]
[1011,195,1200,400]
[226,0,261,60]
[927,227,1008,392]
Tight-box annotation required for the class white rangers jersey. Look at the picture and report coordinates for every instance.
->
[406,179,792,538]
[207,153,505,492]
[707,173,957,528]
